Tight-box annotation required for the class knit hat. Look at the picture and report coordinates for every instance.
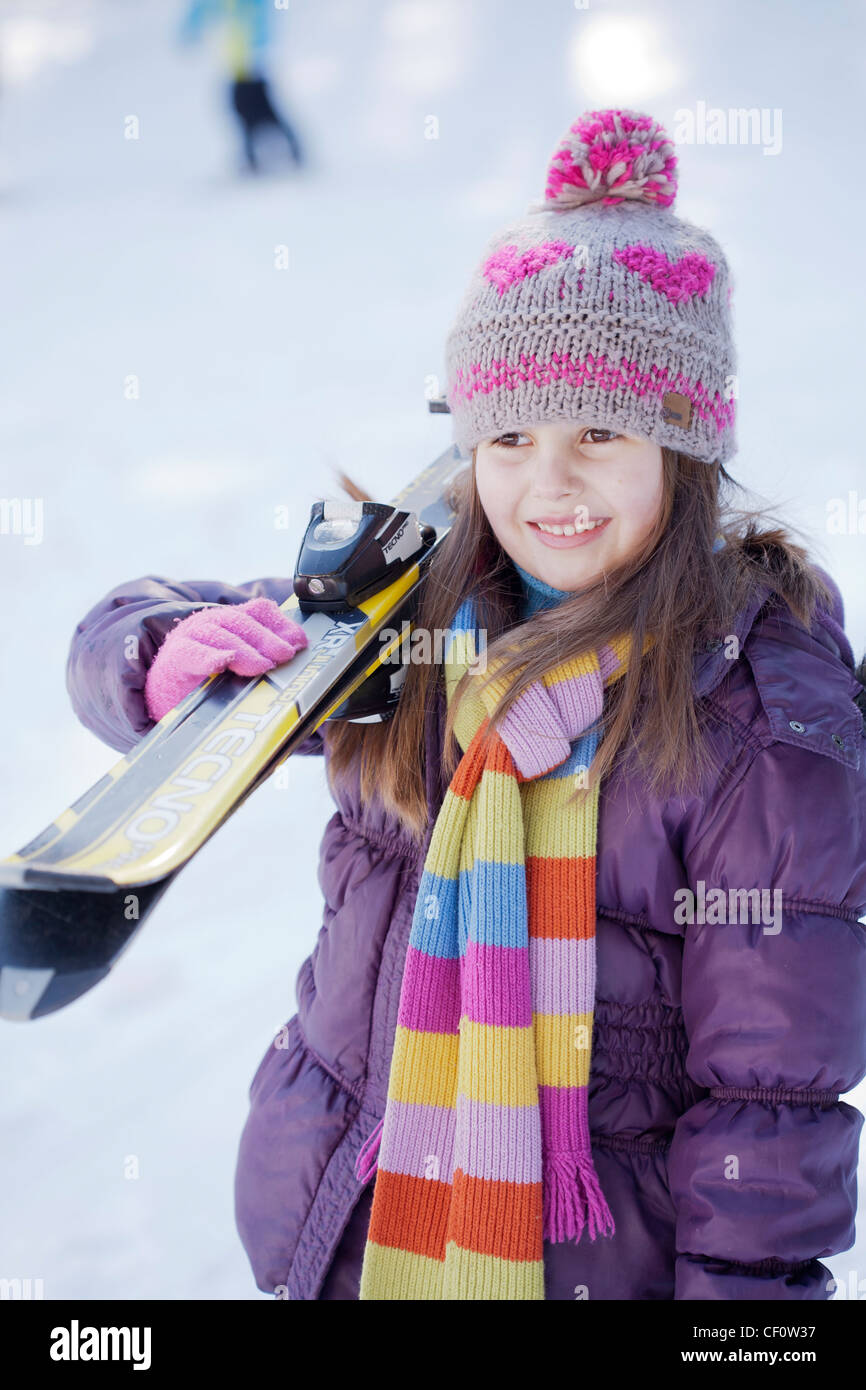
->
[443,108,737,466]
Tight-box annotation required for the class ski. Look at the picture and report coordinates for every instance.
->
[0,440,467,1021]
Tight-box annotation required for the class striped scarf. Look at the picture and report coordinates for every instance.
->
[355,594,646,1299]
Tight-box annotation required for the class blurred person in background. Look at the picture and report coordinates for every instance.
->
[179,0,305,174]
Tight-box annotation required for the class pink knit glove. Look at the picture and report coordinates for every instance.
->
[144,597,308,723]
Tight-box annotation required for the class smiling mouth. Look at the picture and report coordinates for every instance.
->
[527,518,610,536]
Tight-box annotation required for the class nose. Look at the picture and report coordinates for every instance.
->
[528,441,586,501]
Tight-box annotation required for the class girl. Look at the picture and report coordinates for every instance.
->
[66,109,866,1300]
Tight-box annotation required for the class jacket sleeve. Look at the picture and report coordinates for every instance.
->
[668,736,866,1299]
[65,574,325,759]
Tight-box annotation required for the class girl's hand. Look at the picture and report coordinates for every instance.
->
[144,597,308,723]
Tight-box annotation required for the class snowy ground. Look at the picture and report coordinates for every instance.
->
[0,0,864,1299]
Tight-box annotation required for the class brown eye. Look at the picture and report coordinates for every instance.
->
[585,429,619,444]
[492,432,529,447]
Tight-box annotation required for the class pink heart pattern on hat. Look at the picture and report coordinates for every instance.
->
[612,242,716,304]
[482,240,576,295]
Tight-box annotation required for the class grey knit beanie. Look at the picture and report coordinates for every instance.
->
[443,108,737,465]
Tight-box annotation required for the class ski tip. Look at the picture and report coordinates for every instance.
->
[0,963,111,1022]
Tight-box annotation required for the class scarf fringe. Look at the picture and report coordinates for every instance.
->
[354,1117,384,1185]
[542,1152,617,1244]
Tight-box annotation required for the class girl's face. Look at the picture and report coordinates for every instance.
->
[474,418,665,591]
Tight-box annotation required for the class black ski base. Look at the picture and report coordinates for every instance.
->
[0,878,176,1020]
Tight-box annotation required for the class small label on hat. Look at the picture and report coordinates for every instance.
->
[661,391,692,429]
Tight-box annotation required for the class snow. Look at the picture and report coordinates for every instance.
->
[0,0,864,1300]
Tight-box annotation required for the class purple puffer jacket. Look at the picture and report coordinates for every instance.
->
[66,568,866,1300]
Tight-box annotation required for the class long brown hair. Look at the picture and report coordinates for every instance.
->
[322,446,838,844]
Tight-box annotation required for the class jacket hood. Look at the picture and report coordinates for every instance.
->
[693,564,863,774]
[695,564,853,697]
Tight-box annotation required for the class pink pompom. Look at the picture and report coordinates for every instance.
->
[544,109,677,211]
